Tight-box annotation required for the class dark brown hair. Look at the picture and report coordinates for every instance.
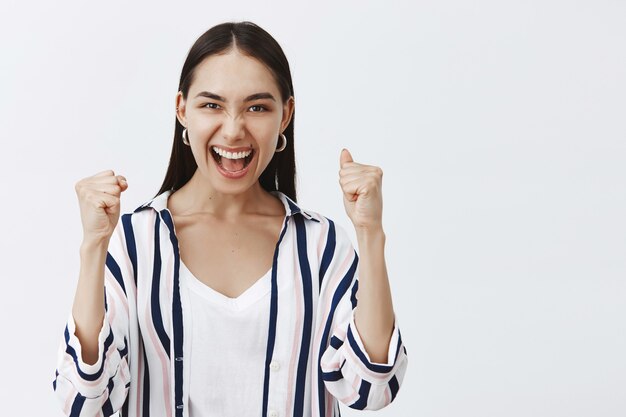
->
[154,21,297,201]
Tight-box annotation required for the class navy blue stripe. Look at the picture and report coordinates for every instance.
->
[119,336,128,360]
[122,395,129,417]
[160,209,184,417]
[317,254,358,417]
[285,198,302,217]
[151,215,171,358]
[321,369,344,381]
[293,215,314,417]
[101,376,115,416]
[284,198,320,223]
[105,251,127,297]
[319,218,336,288]
[69,393,86,417]
[64,324,114,381]
[121,214,138,287]
[349,380,371,410]
[141,335,150,417]
[388,375,399,402]
[330,335,343,350]
[52,370,58,391]
[102,399,113,416]
[262,216,290,417]
[347,324,396,373]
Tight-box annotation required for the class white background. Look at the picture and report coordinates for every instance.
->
[0,0,624,416]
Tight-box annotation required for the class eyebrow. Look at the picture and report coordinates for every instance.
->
[194,91,276,102]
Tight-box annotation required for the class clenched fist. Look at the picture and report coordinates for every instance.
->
[75,169,128,243]
[338,148,384,231]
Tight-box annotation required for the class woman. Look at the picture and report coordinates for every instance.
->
[53,21,408,417]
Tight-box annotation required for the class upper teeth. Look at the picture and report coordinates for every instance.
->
[212,147,253,159]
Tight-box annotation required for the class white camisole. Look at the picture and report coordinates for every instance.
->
[179,259,272,417]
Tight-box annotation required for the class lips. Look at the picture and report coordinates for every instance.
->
[210,147,254,171]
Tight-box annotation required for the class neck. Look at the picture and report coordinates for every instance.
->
[171,169,281,219]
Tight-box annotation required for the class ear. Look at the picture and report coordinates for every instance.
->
[175,91,187,127]
[280,96,295,132]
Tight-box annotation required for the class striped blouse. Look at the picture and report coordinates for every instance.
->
[53,189,408,417]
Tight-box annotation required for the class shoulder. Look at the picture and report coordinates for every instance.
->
[291,204,355,249]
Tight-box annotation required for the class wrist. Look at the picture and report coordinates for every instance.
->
[80,237,110,256]
[355,225,386,242]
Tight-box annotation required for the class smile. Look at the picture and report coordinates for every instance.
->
[211,146,254,173]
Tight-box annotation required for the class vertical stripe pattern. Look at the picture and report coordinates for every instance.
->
[53,189,408,416]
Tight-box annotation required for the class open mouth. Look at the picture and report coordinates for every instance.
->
[211,146,254,173]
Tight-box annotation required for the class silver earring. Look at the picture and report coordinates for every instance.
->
[182,128,190,146]
[276,133,287,152]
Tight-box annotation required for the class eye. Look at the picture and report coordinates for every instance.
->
[249,105,267,112]
[203,102,220,109]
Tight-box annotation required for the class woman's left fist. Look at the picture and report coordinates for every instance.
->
[338,148,383,231]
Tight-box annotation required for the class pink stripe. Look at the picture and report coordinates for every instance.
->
[286,234,304,417]
[105,263,130,319]
[321,360,340,370]
[161,222,176,416]
[63,385,74,414]
[135,213,151,417]
[332,327,346,340]
[314,250,354,353]
[325,387,333,417]
[317,217,329,259]
[384,384,391,405]
[340,388,359,407]
[165,240,173,301]
[352,372,360,390]
[313,249,354,417]
[107,282,117,328]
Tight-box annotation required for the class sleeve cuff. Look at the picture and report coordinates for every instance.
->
[65,311,112,375]
[346,311,403,373]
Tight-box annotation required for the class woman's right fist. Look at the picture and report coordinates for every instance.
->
[75,169,129,243]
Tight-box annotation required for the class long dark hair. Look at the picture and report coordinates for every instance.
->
[154,21,297,201]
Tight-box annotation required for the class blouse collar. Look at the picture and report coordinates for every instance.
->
[133,188,319,222]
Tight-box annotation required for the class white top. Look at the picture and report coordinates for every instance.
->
[180,259,272,417]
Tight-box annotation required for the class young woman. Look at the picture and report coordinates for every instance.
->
[53,21,408,417]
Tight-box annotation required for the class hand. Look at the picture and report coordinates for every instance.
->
[338,148,384,231]
[75,170,129,243]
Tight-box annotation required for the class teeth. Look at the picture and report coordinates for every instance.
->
[212,147,253,159]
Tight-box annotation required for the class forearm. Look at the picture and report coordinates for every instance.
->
[71,238,108,365]
[353,226,395,363]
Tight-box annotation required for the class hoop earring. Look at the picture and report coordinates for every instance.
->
[276,133,287,152]
[182,128,190,146]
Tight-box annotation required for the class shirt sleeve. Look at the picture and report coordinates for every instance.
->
[53,218,132,416]
[319,221,408,411]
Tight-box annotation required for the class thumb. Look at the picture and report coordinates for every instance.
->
[340,148,353,168]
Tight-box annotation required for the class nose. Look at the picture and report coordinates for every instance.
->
[221,111,246,143]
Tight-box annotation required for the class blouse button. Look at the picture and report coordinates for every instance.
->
[268,410,279,417]
[269,361,280,371]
